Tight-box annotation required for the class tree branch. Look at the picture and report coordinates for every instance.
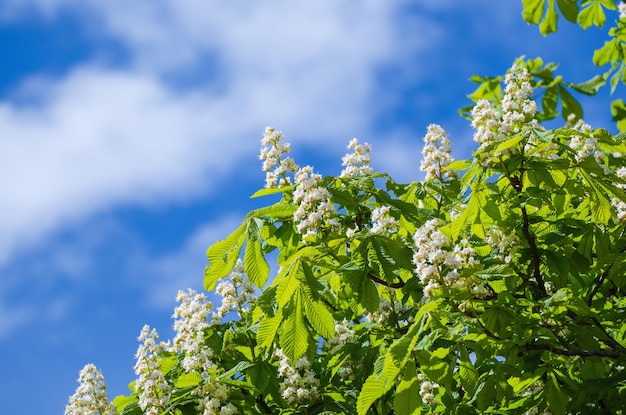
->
[521,342,620,358]
[368,273,405,288]
[520,206,548,299]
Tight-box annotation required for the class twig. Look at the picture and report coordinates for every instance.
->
[368,273,405,289]
[521,342,620,358]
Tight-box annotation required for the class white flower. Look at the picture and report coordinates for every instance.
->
[172,289,214,373]
[65,364,117,415]
[620,3,626,19]
[134,325,171,415]
[413,220,483,297]
[370,205,398,234]
[485,228,519,263]
[293,166,338,241]
[340,138,373,177]
[273,348,320,406]
[259,127,299,188]
[420,124,457,181]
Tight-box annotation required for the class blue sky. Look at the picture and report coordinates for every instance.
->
[0,1,619,413]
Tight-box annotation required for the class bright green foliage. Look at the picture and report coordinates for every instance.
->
[103,58,626,414]
[66,5,626,415]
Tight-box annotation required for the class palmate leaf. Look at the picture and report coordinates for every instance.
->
[279,291,309,361]
[546,371,568,415]
[357,303,438,415]
[244,239,270,288]
[301,287,334,339]
[393,359,420,415]
[257,308,283,351]
[205,222,247,290]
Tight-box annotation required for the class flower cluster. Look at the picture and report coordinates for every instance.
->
[612,167,626,223]
[370,205,398,234]
[417,372,439,406]
[194,378,238,415]
[420,124,457,181]
[273,348,320,406]
[212,259,257,323]
[293,166,339,241]
[367,297,411,325]
[412,219,483,297]
[568,119,606,165]
[471,64,538,164]
[65,364,117,415]
[172,289,214,373]
[324,319,357,352]
[340,138,373,177]
[134,325,171,415]
[259,126,299,188]
[485,227,519,263]
[620,2,626,20]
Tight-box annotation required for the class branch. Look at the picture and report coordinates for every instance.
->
[521,342,621,358]
[587,245,626,305]
[521,206,548,299]
[368,273,405,289]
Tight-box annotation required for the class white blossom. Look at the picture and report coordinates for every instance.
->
[485,227,519,263]
[65,364,117,415]
[340,138,373,177]
[212,259,257,324]
[370,205,398,234]
[134,325,171,415]
[471,63,539,165]
[293,166,338,241]
[273,348,320,406]
[420,124,457,181]
[172,289,214,373]
[620,2,626,19]
[417,373,439,406]
[412,219,482,297]
[259,127,299,188]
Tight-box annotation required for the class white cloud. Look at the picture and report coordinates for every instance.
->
[0,1,450,261]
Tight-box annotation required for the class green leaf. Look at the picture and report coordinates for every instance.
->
[522,0,547,24]
[611,99,626,132]
[357,375,388,415]
[175,372,202,388]
[244,239,270,288]
[361,277,380,313]
[393,359,420,415]
[546,371,568,415]
[559,85,583,120]
[113,395,138,413]
[249,186,292,198]
[257,309,283,351]
[205,222,247,290]
[279,292,309,361]
[568,75,605,95]
[578,0,606,29]
[556,0,579,22]
[542,86,559,119]
[301,288,335,339]
[539,0,558,35]
[275,259,302,307]
[458,345,479,396]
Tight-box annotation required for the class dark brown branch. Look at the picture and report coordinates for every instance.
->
[521,342,620,358]
[255,394,272,414]
[521,206,548,299]
[591,317,625,352]
[587,245,626,305]
[368,273,405,289]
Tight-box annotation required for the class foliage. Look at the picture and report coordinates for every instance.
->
[65,3,626,415]
[520,0,626,129]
